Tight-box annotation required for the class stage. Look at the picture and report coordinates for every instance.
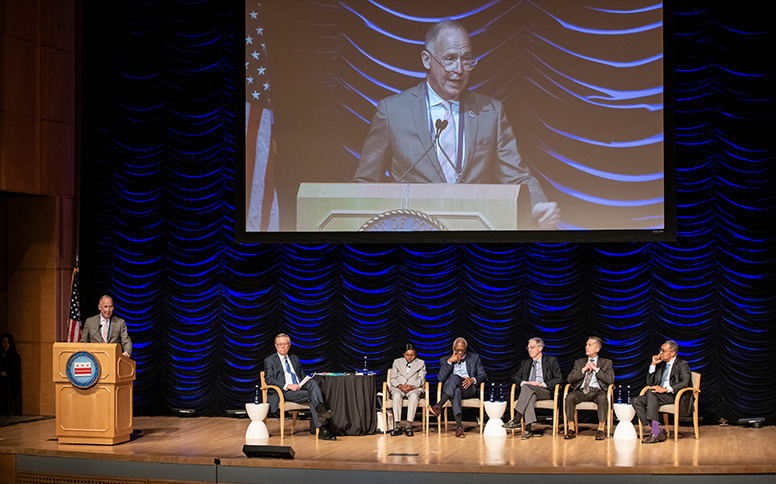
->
[1,416,774,483]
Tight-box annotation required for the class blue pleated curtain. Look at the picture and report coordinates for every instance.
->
[79,1,776,422]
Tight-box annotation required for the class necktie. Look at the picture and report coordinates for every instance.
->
[438,101,458,183]
[285,357,298,385]
[529,361,537,382]
[582,359,594,395]
[660,362,671,388]
[102,319,109,341]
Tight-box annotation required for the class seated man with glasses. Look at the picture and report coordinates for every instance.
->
[631,340,692,444]
[503,337,563,439]
[263,333,337,440]
[353,19,560,229]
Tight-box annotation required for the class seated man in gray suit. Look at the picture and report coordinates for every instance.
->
[503,337,562,439]
[388,343,426,437]
[353,19,560,229]
[263,333,336,441]
[563,336,615,440]
[631,340,692,443]
[429,337,487,438]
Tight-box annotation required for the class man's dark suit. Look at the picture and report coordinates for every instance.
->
[353,82,549,207]
[509,354,562,425]
[263,353,326,429]
[632,358,692,425]
[82,315,132,356]
[437,350,488,418]
[564,356,615,423]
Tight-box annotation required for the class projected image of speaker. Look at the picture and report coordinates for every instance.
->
[242,444,295,459]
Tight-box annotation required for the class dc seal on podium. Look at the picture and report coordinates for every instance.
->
[359,209,447,231]
[66,351,101,389]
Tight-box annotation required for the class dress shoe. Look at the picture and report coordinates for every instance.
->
[502,418,521,430]
[564,429,576,440]
[521,431,532,440]
[390,426,403,436]
[316,404,333,423]
[318,427,337,441]
[405,427,414,437]
[643,429,667,444]
[455,427,465,438]
[595,430,606,441]
[429,405,442,417]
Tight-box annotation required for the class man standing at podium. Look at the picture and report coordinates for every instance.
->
[82,295,132,357]
[353,19,560,229]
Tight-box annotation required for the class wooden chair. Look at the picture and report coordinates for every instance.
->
[563,383,614,438]
[381,368,429,433]
[260,371,319,438]
[638,371,701,441]
[434,381,485,434]
[509,383,560,436]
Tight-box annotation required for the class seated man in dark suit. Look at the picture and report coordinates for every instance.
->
[429,337,487,438]
[563,336,615,440]
[503,337,562,439]
[263,333,336,441]
[631,340,692,443]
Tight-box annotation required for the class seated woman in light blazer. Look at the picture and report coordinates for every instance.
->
[389,343,426,436]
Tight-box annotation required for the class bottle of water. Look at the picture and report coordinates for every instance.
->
[363,355,368,373]
[617,385,622,404]
[626,385,631,404]
[490,382,495,402]
[498,383,503,402]
[254,384,260,404]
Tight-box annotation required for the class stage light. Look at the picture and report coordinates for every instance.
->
[242,444,295,459]
[171,408,197,417]
[737,417,765,429]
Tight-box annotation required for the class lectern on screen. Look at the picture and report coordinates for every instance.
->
[235,1,675,243]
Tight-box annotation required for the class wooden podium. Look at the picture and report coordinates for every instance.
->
[296,183,534,231]
[52,343,136,444]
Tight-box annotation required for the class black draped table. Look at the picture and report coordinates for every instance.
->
[315,373,376,436]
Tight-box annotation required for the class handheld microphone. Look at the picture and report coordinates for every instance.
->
[396,119,447,183]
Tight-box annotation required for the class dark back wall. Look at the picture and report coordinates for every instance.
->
[79,1,775,422]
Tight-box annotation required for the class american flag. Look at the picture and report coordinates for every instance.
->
[74,361,92,376]
[245,2,279,231]
[66,267,81,342]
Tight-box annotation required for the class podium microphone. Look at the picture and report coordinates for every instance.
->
[437,135,468,184]
[397,119,447,183]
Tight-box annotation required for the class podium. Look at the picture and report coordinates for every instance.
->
[296,183,534,231]
[52,343,136,445]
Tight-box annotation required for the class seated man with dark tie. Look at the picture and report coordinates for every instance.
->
[563,336,615,440]
[263,333,336,441]
[503,337,562,439]
[429,337,487,438]
[631,340,692,443]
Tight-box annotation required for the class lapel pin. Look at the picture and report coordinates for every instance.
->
[468,110,475,118]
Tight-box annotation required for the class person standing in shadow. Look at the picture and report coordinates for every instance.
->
[0,333,22,416]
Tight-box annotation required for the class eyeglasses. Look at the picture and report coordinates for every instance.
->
[275,342,290,347]
[425,50,478,72]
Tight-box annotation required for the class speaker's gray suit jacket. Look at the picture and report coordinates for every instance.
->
[353,82,548,206]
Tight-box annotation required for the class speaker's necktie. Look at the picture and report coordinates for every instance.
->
[438,101,458,183]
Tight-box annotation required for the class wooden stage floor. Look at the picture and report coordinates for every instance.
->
[1,416,775,483]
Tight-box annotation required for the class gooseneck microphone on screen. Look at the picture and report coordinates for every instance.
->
[397,119,448,183]
[437,127,468,184]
